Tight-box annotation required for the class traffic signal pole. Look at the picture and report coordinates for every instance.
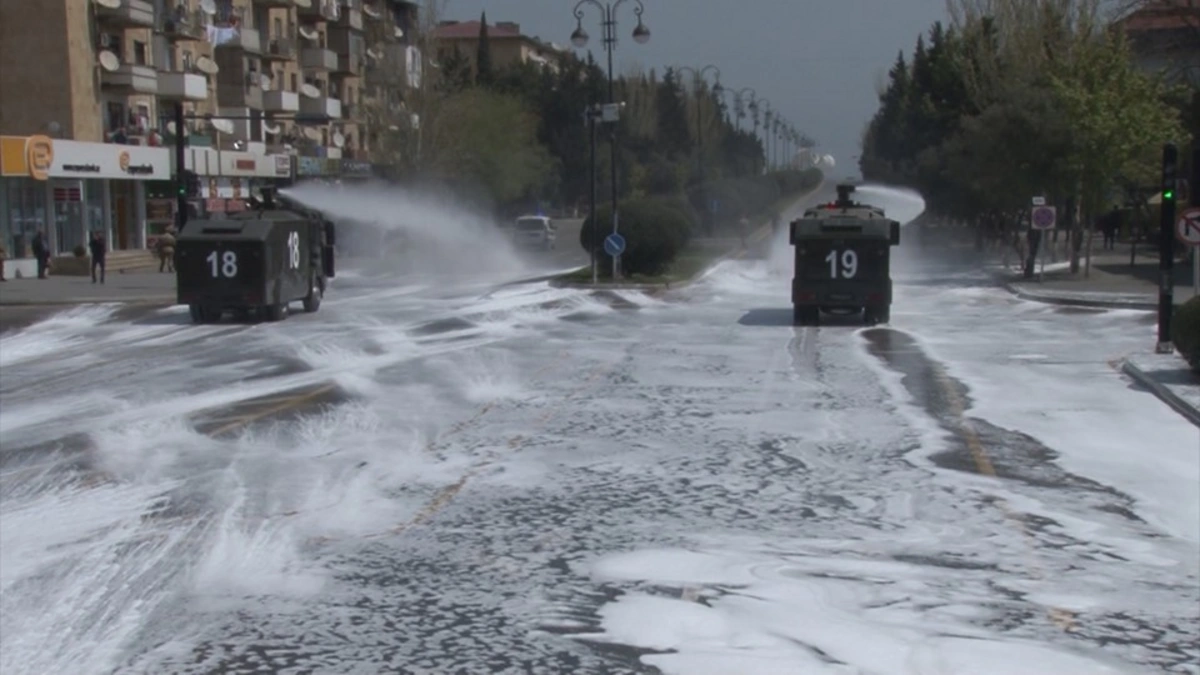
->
[174,102,188,231]
[1157,143,1178,353]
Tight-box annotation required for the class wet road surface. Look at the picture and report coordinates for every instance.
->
[1,198,1197,675]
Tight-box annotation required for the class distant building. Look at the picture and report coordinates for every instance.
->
[1116,0,1200,87]
[432,20,567,75]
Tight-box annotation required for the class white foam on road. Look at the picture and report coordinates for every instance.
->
[580,548,1133,675]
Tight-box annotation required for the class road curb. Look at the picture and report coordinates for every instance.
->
[0,295,176,307]
[1121,358,1200,428]
[987,269,1158,311]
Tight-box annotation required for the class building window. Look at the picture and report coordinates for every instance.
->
[182,50,193,72]
[290,72,298,92]
[133,40,148,65]
[274,16,282,38]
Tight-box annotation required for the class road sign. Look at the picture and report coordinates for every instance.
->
[1031,205,1057,230]
[1031,196,1046,206]
[1177,207,1200,246]
[604,232,626,257]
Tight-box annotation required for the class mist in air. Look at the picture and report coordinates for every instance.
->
[281,181,528,282]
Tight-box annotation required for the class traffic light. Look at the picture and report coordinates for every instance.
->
[1162,143,1178,203]
[179,169,199,197]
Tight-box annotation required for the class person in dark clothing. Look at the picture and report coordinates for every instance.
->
[30,230,50,279]
[1102,207,1119,251]
[89,231,107,284]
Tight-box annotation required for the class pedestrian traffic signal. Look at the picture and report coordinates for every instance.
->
[179,169,199,197]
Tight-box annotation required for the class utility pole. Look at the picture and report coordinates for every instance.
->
[174,102,187,231]
[1157,143,1178,353]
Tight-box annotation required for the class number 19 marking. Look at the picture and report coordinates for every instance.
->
[825,249,858,279]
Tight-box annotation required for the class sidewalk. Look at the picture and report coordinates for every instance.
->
[0,271,177,306]
[1121,352,1200,429]
[992,243,1197,311]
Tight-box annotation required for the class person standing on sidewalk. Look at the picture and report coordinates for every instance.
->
[1101,207,1119,251]
[31,229,50,279]
[0,239,7,281]
[738,215,751,250]
[157,225,176,273]
[89,231,107,284]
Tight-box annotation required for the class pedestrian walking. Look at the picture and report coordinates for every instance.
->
[31,229,50,279]
[157,226,176,273]
[89,230,107,284]
[738,214,750,250]
[1101,207,1119,251]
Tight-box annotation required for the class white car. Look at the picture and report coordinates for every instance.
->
[513,215,557,250]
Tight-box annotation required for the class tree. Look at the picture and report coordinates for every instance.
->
[475,11,494,87]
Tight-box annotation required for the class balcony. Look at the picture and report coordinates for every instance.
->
[157,71,209,100]
[217,74,264,109]
[161,6,206,41]
[94,0,155,28]
[334,51,360,75]
[335,4,363,32]
[215,27,262,54]
[263,89,300,113]
[252,0,293,6]
[300,47,337,71]
[262,37,296,61]
[300,95,342,119]
[100,63,159,94]
[297,0,338,21]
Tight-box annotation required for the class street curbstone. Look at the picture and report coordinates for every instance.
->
[1121,358,1200,429]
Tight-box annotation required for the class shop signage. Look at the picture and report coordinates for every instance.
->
[0,135,55,180]
[296,156,340,177]
[340,159,372,177]
[185,148,294,178]
[45,139,170,180]
[274,155,292,177]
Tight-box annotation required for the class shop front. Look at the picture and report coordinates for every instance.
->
[167,149,292,238]
[296,156,343,185]
[1,135,169,273]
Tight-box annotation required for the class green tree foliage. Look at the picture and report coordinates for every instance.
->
[859,0,1190,252]
[579,200,691,277]
[475,12,494,87]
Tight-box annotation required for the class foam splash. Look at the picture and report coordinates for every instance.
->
[280,181,526,282]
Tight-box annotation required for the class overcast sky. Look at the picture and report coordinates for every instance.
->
[440,0,951,176]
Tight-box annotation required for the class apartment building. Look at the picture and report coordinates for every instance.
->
[432,19,567,76]
[0,0,419,270]
[1118,0,1200,86]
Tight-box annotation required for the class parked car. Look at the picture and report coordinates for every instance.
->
[512,215,557,250]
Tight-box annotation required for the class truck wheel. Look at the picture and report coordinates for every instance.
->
[793,306,819,326]
[864,306,890,326]
[303,279,322,313]
[190,304,220,324]
[264,302,286,322]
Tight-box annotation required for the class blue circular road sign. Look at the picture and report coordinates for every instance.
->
[604,233,626,257]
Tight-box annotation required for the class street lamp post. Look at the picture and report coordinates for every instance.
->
[675,65,721,183]
[732,87,756,133]
[571,0,650,280]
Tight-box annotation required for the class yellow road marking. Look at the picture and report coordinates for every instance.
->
[204,383,338,437]
[930,363,1077,633]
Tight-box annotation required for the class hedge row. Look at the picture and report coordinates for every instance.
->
[1172,296,1200,373]
[685,168,823,234]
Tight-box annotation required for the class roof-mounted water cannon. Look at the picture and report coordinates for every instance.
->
[835,183,857,208]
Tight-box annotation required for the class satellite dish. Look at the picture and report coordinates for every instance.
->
[332,131,345,148]
[300,83,320,98]
[298,25,319,41]
[211,118,236,134]
[366,47,382,60]
[362,3,380,18]
[263,123,281,135]
[94,0,121,7]
[98,50,120,72]
[302,126,322,141]
[293,0,312,7]
[199,0,216,15]
[259,73,272,89]
[194,55,219,75]
[394,27,404,38]
[166,121,190,136]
